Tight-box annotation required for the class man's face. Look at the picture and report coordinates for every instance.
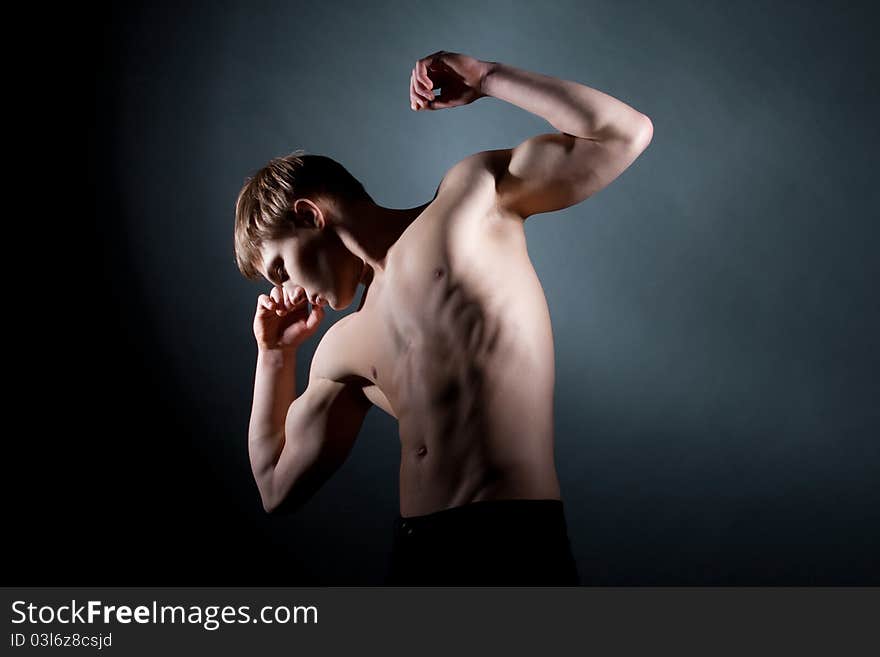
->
[258,230,364,311]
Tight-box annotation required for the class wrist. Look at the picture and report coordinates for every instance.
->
[257,345,297,365]
[478,60,498,97]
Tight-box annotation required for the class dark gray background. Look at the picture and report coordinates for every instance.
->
[49,0,879,584]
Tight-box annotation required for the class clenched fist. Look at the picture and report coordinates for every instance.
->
[253,285,325,354]
[409,50,493,111]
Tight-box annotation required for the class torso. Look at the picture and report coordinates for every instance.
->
[320,152,560,517]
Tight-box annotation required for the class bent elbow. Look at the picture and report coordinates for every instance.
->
[631,114,654,151]
[260,488,304,516]
[259,482,283,514]
[261,493,279,514]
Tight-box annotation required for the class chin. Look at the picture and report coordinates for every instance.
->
[334,291,357,311]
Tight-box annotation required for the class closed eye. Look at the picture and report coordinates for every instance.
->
[269,258,288,285]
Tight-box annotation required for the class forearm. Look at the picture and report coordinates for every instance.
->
[248,348,297,486]
[480,60,649,141]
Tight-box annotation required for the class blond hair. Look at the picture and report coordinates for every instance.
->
[233,149,370,279]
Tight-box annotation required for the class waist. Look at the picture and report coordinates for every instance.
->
[394,498,568,538]
[399,456,562,517]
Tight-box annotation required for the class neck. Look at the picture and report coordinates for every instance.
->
[336,197,432,276]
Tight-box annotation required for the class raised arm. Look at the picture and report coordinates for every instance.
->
[409,52,653,219]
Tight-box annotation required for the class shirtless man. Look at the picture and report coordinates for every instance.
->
[235,51,653,585]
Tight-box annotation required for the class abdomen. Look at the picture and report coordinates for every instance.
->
[392,211,560,516]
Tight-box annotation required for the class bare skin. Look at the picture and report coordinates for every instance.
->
[247,52,653,517]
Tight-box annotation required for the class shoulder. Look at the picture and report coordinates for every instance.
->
[460,148,512,185]
[453,149,528,228]
[307,313,364,386]
[434,150,513,220]
[435,150,505,193]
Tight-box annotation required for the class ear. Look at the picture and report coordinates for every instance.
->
[291,198,325,230]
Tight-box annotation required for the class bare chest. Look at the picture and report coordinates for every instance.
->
[339,158,555,427]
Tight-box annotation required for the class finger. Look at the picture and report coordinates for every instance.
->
[409,71,419,110]
[257,294,274,313]
[415,84,433,104]
[305,304,324,330]
[410,71,427,110]
[272,287,289,314]
[292,287,306,305]
[412,65,434,102]
[416,60,434,96]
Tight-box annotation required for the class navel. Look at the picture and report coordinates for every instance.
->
[371,365,378,380]
[416,445,428,457]
[434,266,445,279]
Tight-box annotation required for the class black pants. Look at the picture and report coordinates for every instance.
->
[384,498,581,585]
